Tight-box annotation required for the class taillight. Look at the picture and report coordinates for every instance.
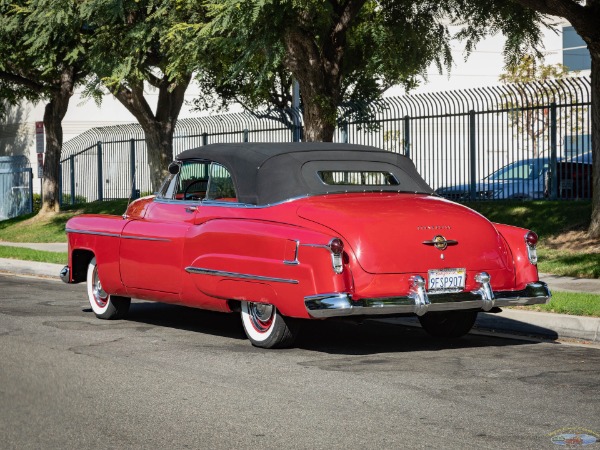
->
[329,238,344,255]
[525,231,538,265]
[525,231,538,247]
[328,238,344,274]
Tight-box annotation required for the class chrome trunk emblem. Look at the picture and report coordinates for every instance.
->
[422,235,458,251]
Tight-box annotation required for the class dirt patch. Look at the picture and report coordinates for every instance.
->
[544,230,600,253]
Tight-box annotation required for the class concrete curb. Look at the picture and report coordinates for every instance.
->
[475,309,600,343]
[0,258,64,279]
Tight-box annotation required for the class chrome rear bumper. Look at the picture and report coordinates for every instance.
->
[304,277,551,319]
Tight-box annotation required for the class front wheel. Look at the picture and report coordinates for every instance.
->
[240,301,298,348]
[418,310,478,338]
[87,257,130,320]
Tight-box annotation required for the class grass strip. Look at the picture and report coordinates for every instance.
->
[0,245,67,265]
[517,291,600,317]
[537,248,600,278]
[0,199,128,243]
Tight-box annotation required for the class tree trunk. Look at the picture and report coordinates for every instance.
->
[40,67,74,214]
[141,122,175,192]
[588,48,600,238]
[283,29,341,142]
[301,92,338,142]
[112,74,191,192]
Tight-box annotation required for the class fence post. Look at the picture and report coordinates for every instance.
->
[70,155,75,206]
[549,102,558,200]
[97,141,103,201]
[58,164,62,207]
[341,122,348,143]
[27,168,33,213]
[292,124,301,142]
[403,115,411,157]
[469,110,477,201]
[130,138,137,199]
[202,133,208,146]
[243,128,249,143]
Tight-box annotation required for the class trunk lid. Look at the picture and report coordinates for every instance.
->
[297,193,512,274]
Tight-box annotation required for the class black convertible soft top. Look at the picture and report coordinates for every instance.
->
[176,142,434,205]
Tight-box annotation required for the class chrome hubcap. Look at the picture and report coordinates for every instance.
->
[248,302,274,333]
[92,266,109,308]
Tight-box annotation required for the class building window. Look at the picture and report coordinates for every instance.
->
[563,26,590,71]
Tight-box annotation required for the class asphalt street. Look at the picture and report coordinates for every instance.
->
[1,273,599,449]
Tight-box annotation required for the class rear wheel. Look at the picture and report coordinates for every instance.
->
[86,257,130,320]
[240,301,298,348]
[418,310,478,338]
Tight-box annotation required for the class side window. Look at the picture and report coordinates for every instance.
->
[206,163,237,201]
[176,161,210,201]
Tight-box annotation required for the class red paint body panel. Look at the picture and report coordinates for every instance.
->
[65,191,541,319]
[298,194,512,275]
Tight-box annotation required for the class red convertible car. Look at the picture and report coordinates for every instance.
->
[61,143,550,348]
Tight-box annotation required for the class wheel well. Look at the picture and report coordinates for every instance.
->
[227,300,241,313]
[72,249,94,283]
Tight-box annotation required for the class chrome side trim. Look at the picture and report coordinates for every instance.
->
[185,266,299,284]
[300,243,329,249]
[65,228,170,242]
[304,281,551,318]
[283,240,300,265]
[65,229,120,238]
[121,235,171,242]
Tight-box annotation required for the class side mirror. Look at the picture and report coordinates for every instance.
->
[168,162,180,175]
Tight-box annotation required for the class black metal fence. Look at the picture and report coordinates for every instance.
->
[0,155,33,219]
[61,77,592,205]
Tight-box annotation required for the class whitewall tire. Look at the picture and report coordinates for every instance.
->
[86,257,130,320]
[240,301,298,348]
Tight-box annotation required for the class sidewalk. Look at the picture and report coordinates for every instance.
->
[0,242,68,252]
[0,245,599,344]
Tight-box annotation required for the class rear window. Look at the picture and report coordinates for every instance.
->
[318,170,399,186]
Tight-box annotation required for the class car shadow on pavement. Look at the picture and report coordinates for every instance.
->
[120,301,248,341]
[293,318,554,355]
[114,302,556,355]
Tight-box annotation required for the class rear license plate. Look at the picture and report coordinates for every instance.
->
[427,268,466,293]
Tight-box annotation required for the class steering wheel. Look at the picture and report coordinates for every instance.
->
[183,180,207,200]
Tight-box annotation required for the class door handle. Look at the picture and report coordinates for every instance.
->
[185,206,197,213]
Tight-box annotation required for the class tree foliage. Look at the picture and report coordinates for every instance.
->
[499,54,582,157]
[80,0,205,190]
[0,0,90,213]
[168,0,548,141]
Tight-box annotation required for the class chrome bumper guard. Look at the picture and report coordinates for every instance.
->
[60,266,70,284]
[304,272,551,319]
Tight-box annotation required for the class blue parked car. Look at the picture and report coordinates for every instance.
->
[436,153,592,201]
[436,158,551,201]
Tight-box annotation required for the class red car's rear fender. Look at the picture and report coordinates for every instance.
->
[180,219,351,318]
[493,223,540,289]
